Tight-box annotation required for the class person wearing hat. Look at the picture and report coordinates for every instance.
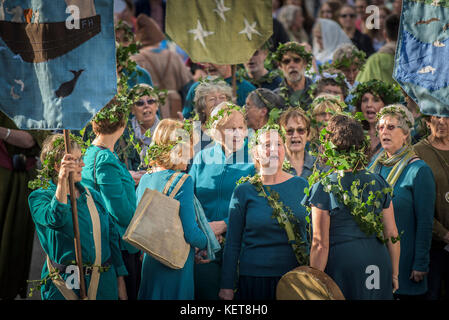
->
[245,88,284,131]
[132,14,192,119]
[273,42,315,110]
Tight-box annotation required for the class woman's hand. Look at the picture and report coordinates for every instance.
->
[219,289,234,300]
[410,270,427,283]
[57,154,78,182]
[117,276,128,300]
[392,275,399,293]
[194,248,210,264]
[209,220,227,236]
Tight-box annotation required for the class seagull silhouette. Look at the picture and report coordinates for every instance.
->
[55,69,84,98]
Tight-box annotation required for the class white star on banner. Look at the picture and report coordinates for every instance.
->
[239,18,262,41]
[188,20,214,48]
[213,0,231,22]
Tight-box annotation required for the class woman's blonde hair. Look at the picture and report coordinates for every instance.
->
[149,119,193,170]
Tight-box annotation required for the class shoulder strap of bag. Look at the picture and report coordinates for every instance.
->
[85,188,102,300]
[169,173,189,199]
[162,172,181,195]
[46,256,79,300]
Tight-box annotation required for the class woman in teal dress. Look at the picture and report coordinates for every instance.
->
[136,119,207,299]
[28,135,127,300]
[81,98,140,300]
[303,114,401,300]
[369,104,436,299]
[189,103,255,299]
[219,126,309,300]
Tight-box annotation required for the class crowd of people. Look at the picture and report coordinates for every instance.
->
[1,0,448,301]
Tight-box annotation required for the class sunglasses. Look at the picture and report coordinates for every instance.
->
[286,127,307,136]
[340,14,356,18]
[376,124,403,132]
[135,98,158,107]
[281,57,302,65]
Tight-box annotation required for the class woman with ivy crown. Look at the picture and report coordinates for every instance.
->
[28,134,128,300]
[350,79,402,160]
[189,102,255,299]
[81,97,140,300]
[136,119,208,300]
[279,107,319,179]
[303,114,400,299]
[219,124,309,300]
[369,104,436,300]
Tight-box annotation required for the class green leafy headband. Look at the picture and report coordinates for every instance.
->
[205,102,245,130]
[331,47,366,71]
[376,104,414,129]
[249,123,287,151]
[28,134,88,190]
[350,80,402,108]
[271,42,313,71]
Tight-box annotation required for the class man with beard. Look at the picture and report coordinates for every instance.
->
[273,42,314,110]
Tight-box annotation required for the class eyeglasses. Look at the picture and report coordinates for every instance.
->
[376,124,403,132]
[286,127,307,136]
[281,57,302,65]
[340,14,356,19]
[135,98,158,107]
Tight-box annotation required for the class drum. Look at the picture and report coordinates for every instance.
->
[276,266,345,300]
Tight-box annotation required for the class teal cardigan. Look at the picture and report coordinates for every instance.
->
[188,141,255,225]
[377,160,435,295]
[81,145,138,254]
[28,182,127,300]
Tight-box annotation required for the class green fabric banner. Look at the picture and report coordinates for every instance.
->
[166,0,273,64]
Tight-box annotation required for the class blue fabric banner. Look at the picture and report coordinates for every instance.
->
[0,0,116,130]
[393,0,449,117]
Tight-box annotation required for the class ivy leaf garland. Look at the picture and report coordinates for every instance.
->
[304,119,401,244]
[237,174,310,266]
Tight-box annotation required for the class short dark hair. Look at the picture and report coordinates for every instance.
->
[327,114,365,152]
[246,88,285,111]
[385,14,400,42]
[314,78,348,99]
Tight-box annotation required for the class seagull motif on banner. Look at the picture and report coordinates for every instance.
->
[239,18,262,41]
[213,0,230,22]
[188,20,214,48]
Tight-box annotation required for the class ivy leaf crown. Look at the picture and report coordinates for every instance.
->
[249,107,286,150]
[350,79,402,108]
[270,41,313,72]
[205,102,245,130]
[28,134,88,190]
[330,46,366,71]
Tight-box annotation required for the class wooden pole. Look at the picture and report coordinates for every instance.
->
[63,129,87,300]
[231,65,237,103]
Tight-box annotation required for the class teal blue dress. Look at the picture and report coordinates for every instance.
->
[221,177,310,299]
[135,170,207,299]
[373,159,435,296]
[81,145,138,254]
[303,170,394,300]
[28,182,127,300]
[189,141,255,299]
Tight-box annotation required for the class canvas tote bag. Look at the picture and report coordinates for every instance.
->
[123,172,190,269]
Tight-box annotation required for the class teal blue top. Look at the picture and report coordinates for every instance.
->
[221,176,310,289]
[135,170,207,300]
[188,141,255,225]
[302,170,394,300]
[182,76,256,119]
[81,145,138,254]
[28,182,127,300]
[375,159,436,295]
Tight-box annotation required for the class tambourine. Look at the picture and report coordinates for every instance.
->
[276,266,345,300]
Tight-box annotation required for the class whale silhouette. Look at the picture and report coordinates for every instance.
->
[55,69,84,98]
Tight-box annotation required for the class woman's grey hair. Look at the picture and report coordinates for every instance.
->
[378,104,415,144]
[246,88,285,111]
[193,80,232,123]
[277,4,302,31]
